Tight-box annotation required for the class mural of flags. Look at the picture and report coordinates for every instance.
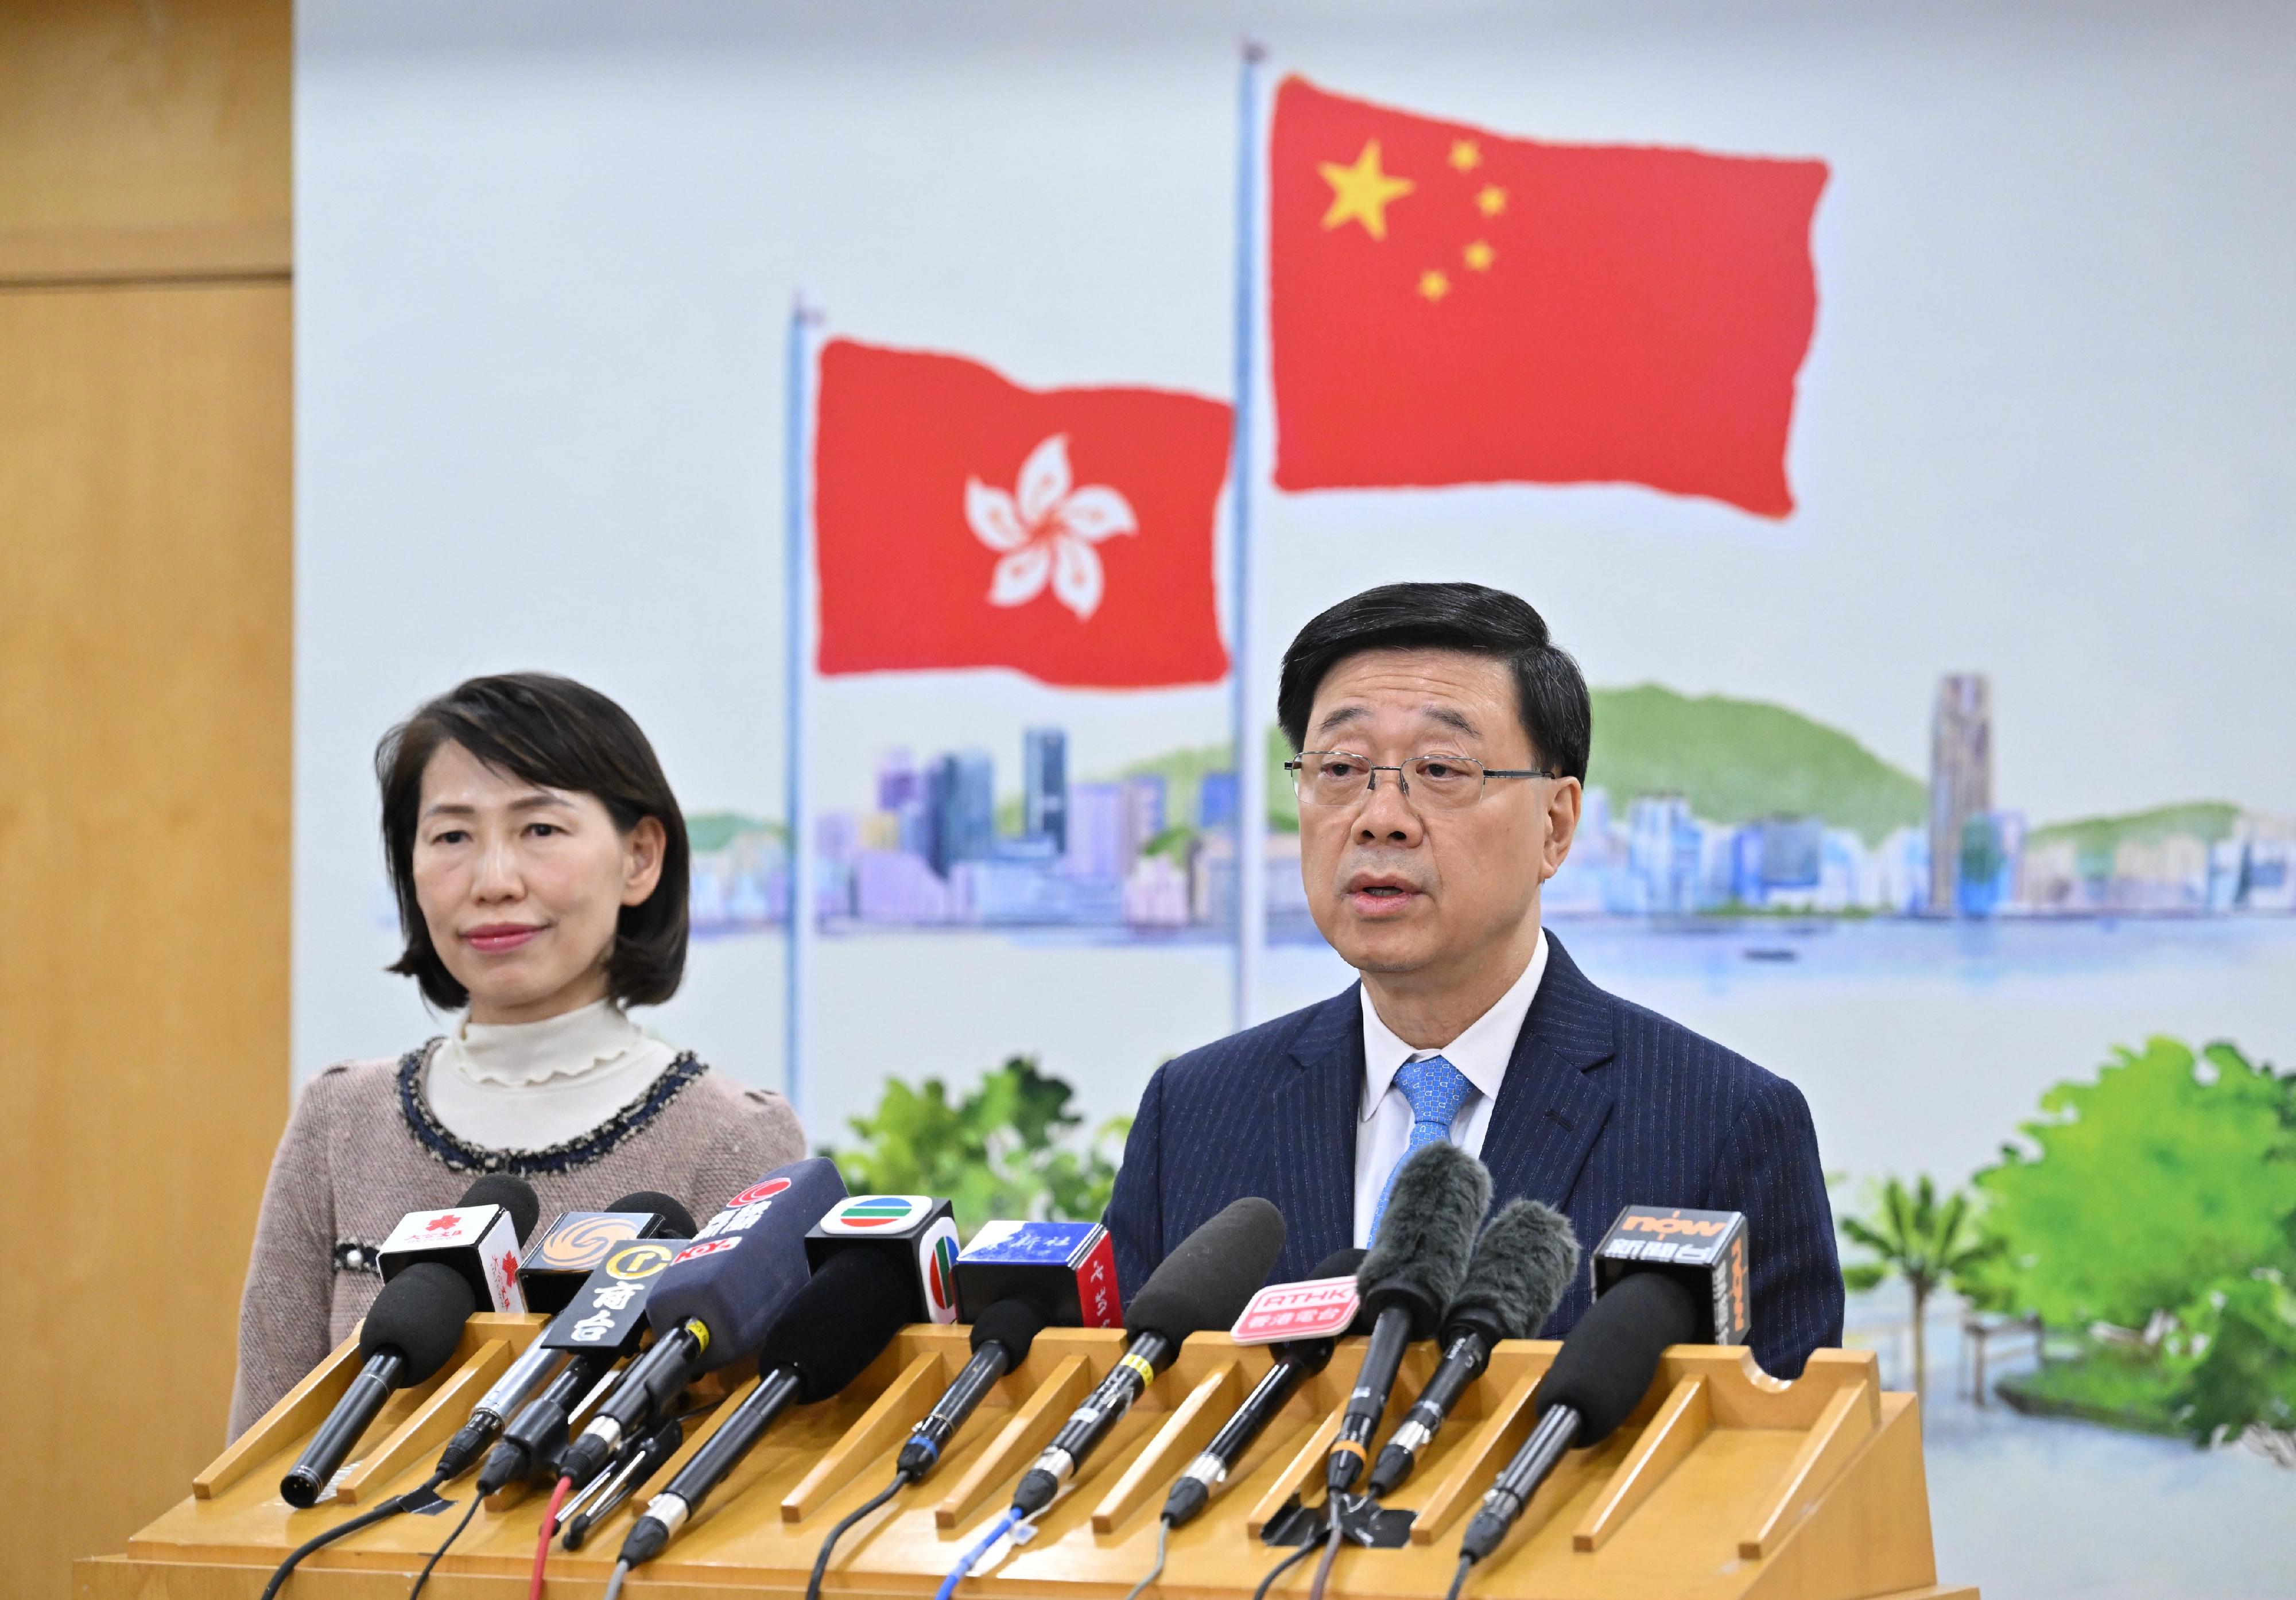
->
[812,339,1232,690]
[1267,75,1829,518]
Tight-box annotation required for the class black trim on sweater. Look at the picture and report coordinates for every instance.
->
[393,1040,712,1177]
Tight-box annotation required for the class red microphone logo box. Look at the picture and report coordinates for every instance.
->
[377,1202,528,1314]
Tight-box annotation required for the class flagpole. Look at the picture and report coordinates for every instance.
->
[784,296,820,1126]
[1230,40,1267,1034]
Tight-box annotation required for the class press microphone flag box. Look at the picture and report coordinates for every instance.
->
[955,1219,1121,1327]
[375,1203,525,1313]
[541,1236,684,1353]
[1591,1205,1750,1346]
[804,1194,964,1324]
[517,1209,679,1314]
[1229,1274,1362,1345]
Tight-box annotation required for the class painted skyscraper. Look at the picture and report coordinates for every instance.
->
[1023,727,1067,851]
[1928,674,1991,914]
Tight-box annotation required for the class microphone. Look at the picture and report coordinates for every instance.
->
[1367,1200,1578,1497]
[280,1264,474,1508]
[1588,1205,1750,1346]
[1454,1271,1698,1570]
[618,1245,918,1568]
[806,1193,963,1322]
[1009,1197,1286,1516]
[374,1172,542,1314]
[468,1233,691,1493]
[517,1191,696,1312]
[898,1296,1052,1481]
[557,1158,847,1489]
[1162,1248,1367,1528]
[955,1218,1122,1329]
[440,1191,695,1484]
[1327,1143,1490,1495]
[280,1175,539,1508]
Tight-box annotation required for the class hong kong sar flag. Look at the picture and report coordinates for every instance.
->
[1270,76,1828,518]
[814,339,1231,688]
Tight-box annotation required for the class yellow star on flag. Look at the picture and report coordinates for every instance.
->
[1476,184,1507,218]
[1418,269,1451,302]
[1464,240,1495,272]
[1319,140,1415,240]
[1448,139,1481,172]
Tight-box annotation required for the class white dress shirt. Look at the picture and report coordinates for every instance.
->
[424,999,678,1152]
[1351,930,1549,1247]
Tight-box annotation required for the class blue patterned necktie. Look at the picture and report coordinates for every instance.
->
[1370,1053,1476,1244]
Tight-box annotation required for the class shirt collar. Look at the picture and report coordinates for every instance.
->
[1359,929,1549,1120]
[448,998,647,1090]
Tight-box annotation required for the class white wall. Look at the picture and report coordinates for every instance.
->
[296,0,2296,1128]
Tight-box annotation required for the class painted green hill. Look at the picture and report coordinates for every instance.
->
[1586,684,1925,845]
[2027,802,2240,873]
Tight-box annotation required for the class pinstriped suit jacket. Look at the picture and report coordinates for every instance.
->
[1102,934,1844,1380]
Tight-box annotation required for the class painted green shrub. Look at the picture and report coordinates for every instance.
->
[824,1057,1129,1238]
[1974,1038,2296,1330]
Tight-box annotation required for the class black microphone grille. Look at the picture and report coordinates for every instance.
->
[972,1296,1051,1364]
[606,1189,698,1238]
[457,1174,541,1244]
[1125,1196,1287,1343]
[1358,1142,1491,1334]
[759,1248,914,1401]
[360,1261,477,1384]
[1448,1199,1580,1341]
[1312,1248,1368,1279]
[1534,1270,1699,1444]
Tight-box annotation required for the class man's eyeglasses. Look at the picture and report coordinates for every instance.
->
[1284,751,1553,811]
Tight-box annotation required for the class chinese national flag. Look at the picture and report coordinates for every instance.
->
[1270,77,1828,518]
[814,339,1231,688]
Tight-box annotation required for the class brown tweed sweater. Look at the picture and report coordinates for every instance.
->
[227,1042,805,1438]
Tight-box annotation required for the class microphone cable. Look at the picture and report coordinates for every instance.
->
[1249,1537,1318,1600]
[806,1468,920,1600]
[258,1469,448,1600]
[526,1475,572,1600]
[1443,1552,1475,1600]
[1120,1517,1170,1600]
[603,1558,633,1600]
[933,1502,1045,1600]
[1305,1496,1348,1600]
[405,1489,483,1600]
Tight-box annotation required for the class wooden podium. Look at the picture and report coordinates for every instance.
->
[79,1315,1973,1599]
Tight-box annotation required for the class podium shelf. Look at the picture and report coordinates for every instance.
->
[82,1318,1974,1600]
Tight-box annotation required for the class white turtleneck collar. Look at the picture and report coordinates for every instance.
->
[424,999,679,1152]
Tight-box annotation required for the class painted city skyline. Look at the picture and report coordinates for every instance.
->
[687,675,2296,938]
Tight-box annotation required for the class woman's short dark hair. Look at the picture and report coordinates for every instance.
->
[1277,582,1592,782]
[375,673,690,1010]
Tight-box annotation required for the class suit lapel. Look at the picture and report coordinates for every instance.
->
[1270,985,1363,1272]
[1480,935,1617,1213]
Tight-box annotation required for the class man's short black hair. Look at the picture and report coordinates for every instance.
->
[375,672,691,1011]
[1277,582,1591,782]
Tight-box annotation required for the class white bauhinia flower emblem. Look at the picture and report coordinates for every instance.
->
[965,434,1137,622]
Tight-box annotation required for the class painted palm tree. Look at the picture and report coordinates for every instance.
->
[1841,1175,1995,1401]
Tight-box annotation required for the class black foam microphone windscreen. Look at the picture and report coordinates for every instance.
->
[759,1248,917,1401]
[459,1174,541,1244]
[606,1190,698,1238]
[971,1296,1051,1364]
[1125,1196,1288,1342]
[360,1261,478,1383]
[1357,1142,1491,1333]
[1533,1269,1699,1442]
[1449,1199,1580,1341]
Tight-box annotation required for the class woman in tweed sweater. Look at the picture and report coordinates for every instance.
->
[228,674,805,1436]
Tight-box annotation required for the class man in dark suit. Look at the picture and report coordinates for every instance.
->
[1104,582,1842,1380]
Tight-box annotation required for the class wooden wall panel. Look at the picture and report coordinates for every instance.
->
[0,3,292,1598]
